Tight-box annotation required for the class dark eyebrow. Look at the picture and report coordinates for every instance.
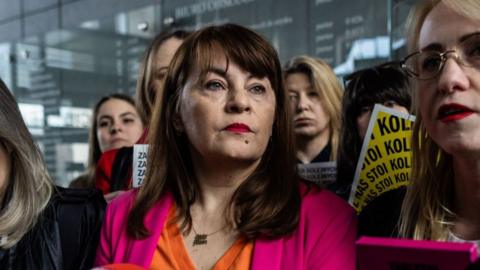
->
[205,66,228,77]
[204,66,267,84]
[420,43,444,52]
[98,115,113,122]
[119,112,136,118]
[459,31,480,43]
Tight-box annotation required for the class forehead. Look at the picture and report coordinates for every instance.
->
[285,73,311,87]
[98,99,135,115]
[419,3,480,50]
[155,37,183,69]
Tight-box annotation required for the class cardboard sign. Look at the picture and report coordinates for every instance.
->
[348,104,415,213]
[297,161,336,186]
[357,236,477,270]
[132,144,149,188]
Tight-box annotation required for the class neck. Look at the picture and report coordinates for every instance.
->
[191,155,260,214]
[296,129,330,164]
[452,154,480,240]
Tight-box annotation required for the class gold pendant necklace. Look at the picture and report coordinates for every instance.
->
[191,223,226,246]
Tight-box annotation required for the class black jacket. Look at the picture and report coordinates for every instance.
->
[0,187,105,270]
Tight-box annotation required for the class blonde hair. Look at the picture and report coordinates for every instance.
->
[135,30,189,123]
[284,55,343,160]
[400,0,480,240]
[0,79,53,248]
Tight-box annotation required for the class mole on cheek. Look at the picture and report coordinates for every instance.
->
[244,140,249,144]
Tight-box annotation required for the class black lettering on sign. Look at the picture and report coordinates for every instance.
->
[363,145,383,167]
[384,138,411,155]
[355,178,369,198]
[377,116,390,136]
[366,163,388,182]
[389,116,400,132]
[138,152,147,159]
[137,169,146,177]
[138,160,147,168]
[375,176,394,193]
[390,157,411,170]
[394,172,409,183]
[401,118,413,131]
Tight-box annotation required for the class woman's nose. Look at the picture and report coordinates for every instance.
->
[226,88,251,113]
[437,57,470,95]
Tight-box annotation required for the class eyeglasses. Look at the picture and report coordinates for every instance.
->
[401,33,480,80]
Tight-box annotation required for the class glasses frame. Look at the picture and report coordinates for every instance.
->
[401,32,480,80]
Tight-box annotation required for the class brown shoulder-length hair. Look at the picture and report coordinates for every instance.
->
[128,23,300,239]
[135,29,189,123]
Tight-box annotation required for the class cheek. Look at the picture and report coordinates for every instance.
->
[97,129,110,147]
[356,113,371,139]
[315,103,330,124]
[153,79,165,94]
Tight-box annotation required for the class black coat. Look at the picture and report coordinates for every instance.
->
[0,187,105,270]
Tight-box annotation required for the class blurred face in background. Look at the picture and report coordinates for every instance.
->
[356,101,409,140]
[96,98,144,152]
[152,37,184,94]
[287,72,330,140]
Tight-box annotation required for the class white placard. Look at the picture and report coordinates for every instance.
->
[132,144,149,188]
[297,161,337,186]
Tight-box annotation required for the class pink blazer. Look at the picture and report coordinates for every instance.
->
[95,184,357,269]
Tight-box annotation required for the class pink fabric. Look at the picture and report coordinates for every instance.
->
[95,184,357,269]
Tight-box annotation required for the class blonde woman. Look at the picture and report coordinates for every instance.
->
[284,56,342,163]
[0,78,105,269]
[400,0,480,241]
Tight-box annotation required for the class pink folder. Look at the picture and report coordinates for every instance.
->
[357,236,477,270]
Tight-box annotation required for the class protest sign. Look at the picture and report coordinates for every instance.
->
[132,144,149,188]
[297,161,336,187]
[348,104,415,213]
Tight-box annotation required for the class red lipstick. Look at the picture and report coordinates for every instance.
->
[438,103,474,123]
[225,123,252,133]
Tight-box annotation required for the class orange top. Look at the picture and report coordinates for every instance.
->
[150,205,253,270]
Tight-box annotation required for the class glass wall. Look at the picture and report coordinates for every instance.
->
[0,0,415,186]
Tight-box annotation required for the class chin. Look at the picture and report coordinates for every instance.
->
[438,139,480,157]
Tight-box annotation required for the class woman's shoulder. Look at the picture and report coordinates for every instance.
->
[53,186,105,207]
[106,189,139,214]
[300,181,355,215]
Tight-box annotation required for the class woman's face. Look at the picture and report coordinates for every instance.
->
[356,101,409,140]
[286,72,330,140]
[96,98,144,152]
[0,142,10,201]
[152,37,184,94]
[178,56,276,166]
[417,3,480,155]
